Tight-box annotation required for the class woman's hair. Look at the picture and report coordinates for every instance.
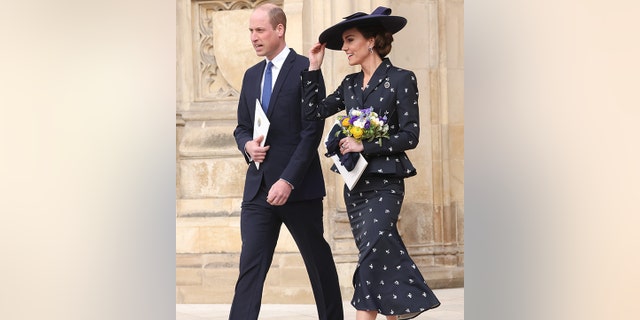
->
[356,23,394,57]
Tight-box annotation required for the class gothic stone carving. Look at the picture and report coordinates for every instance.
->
[193,0,283,101]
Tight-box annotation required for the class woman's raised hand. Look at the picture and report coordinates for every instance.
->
[308,42,326,71]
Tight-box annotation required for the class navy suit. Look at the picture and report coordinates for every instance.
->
[230,49,344,320]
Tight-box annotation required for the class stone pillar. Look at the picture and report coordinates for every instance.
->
[389,0,464,288]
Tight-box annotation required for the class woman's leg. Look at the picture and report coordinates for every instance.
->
[355,310,399,320]
[355,310,377,320]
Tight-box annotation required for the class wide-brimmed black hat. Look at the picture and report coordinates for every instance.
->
[318,6,407,50]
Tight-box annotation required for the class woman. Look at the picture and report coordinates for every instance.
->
[301,6,441,320]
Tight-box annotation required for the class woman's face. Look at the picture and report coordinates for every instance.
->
[341,27,374,66]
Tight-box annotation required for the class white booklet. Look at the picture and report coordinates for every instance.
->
[325,122,368,190]
[253,99,270,169]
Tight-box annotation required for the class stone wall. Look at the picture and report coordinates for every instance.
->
[176,0,464,303]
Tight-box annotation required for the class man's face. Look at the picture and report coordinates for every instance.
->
[249,9,283,60]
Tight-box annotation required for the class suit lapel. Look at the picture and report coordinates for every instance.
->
[252,60,267,117]
[362,59,393,103]
[354,73,365,106]
[266,50,296,117]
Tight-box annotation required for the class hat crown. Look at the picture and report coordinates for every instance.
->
[343,12,367,20]
[343,7,392,21]
[371,6,392,16]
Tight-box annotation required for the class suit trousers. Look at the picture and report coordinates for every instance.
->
[228,186,344,320]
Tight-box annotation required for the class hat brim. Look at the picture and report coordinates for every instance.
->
[319,15,407,50]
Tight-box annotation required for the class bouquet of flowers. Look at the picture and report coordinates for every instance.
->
[336,107,389,146]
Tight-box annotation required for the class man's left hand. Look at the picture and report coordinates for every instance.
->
[266,179,293,206]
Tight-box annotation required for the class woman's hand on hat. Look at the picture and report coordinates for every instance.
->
[308,42,326,71]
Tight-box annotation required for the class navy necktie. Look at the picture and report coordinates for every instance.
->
[261,61,273,112]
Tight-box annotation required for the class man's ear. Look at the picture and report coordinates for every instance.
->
[277,24,285,37]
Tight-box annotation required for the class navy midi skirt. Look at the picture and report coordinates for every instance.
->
[344,176,440,319]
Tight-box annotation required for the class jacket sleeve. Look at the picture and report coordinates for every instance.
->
[233,72,254,163]
[362,70,420,155]
[278,70,328,188]
[301,69,345,120]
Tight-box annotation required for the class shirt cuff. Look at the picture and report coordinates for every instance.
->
[244,145,253,163]
[279,178,294,190]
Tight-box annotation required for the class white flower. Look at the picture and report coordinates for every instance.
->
[353,119,366,128]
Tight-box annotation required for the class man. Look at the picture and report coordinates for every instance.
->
[230,4,344,320]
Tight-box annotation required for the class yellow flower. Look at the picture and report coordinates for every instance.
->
[350,126,363,139]
[341,117,351,127]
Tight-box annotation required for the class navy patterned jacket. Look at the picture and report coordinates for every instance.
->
[302,58,420,178]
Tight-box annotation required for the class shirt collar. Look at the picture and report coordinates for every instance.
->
[266,46,290,69]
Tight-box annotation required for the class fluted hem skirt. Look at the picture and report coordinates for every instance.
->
[344,176,440,318]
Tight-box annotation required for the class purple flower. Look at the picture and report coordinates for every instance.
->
[337,108,389,145]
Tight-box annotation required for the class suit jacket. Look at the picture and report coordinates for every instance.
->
[234,49,326,202]
[302,58,419,178]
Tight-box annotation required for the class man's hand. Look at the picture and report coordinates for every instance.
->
[266,179,293,206]
[245,135,270,163]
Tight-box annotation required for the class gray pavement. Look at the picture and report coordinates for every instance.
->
[177,287,463,320]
